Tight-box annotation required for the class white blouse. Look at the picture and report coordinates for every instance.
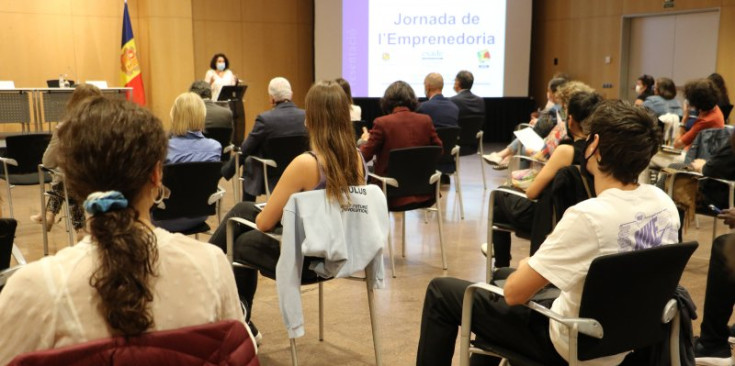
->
[204,69,237,101]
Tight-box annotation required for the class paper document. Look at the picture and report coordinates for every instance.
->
[513,127,545,152]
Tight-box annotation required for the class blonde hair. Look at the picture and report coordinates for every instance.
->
[305,81,364,207]
[555,81,595,109]
[169,92,206,136]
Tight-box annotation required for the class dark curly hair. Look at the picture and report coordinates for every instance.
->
[380,80,418,113]
[685,78,719,112]
[209,53,229,70]
[585,100,661,184]
[57,97,167,336]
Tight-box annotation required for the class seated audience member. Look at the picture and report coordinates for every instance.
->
[189,80,234,132]
[490,91,603,268]
[221,77,307,201]
[335,77,361,121]
[209,80,368,343]
[155,92,221,232]
[695,226,735,365]
[0,97,247,364]
[417,72,459,128]
[164,92,221,165]
[32,83,102,237]
[708,72,732,119]
[634,73,655,106]
[359,80,442,208]
[689,131,735,214]
[415,100,680,366]
[450,70,485,119]
[643,77,683,119]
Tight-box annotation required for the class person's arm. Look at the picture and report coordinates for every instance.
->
[240,114,267,158]
[42,129,60,168]
[525,144,574,200]
[674,120,700,148]
[690,158,706,173]
[427,121,443,148]
[359,120,385,162]
[503,257,550,305]
[255,153,319,231]
[634,98,644,107]
[204,69,214,85]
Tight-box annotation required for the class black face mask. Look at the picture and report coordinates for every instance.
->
[581,134,598,178]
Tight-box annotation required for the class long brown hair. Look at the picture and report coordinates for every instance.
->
[57,97,167,336]
[65,83,103,118]
[305,81,364,207]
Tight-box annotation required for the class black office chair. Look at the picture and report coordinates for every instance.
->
[460,242,698,366]
[243,134,310,200]
[370,146,445,277]
[0,218,25,291]
[0,133,52,218]
[457,115,486,189]
[151,162,225,238]
[435,126,464,219]
[203,127,234,162]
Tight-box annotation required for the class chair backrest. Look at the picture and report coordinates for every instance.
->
[0,219,16,271]
[8,320,258,366]
[261,134,310,178]
[353,120,369,141]
[457,115,484,155]
[435,126,460,165]
[576,242,698,361]
[385,146,442,199]
[5,134,51,174]
[203,127,233,162]
[151,162,222,220]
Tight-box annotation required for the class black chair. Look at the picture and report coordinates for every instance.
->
[242,134,310,200]
[460,242,698,366]
[45,79,76,88]
[457,115,487,189]
[203,127,234,163]
[0,133,52,218]
[151,162,225,237]
[0,218,25,291]
[435,126,464,219]
[353,120,369,142]
[370,146,445,277]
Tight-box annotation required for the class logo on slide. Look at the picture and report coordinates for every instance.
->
[477,49,491,63]
[382,52,391,61]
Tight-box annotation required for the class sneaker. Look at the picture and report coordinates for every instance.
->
[695,338,733,366]
[248,321,263,346]
[482,152,503,165]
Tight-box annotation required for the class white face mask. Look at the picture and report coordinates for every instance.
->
[216,62,226,71]
[635,85,642,94]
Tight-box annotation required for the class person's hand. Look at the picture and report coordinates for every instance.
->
[529,117,538,127]
[718,208,735,228]
[690,159,706,173]
[360,127,370,141]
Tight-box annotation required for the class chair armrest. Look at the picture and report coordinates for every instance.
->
[494,187,530,201]
[368,173,399,188]
[476,131,484,140]
[225,217,281,264]
[463,283,603,339]
[698,176,735,208]
[451,146,460,156]
[208,186,227,205]
[515,123,532,131]
[248,156,277,168]
[0,157,18,167]
[510,155,546,166]
[429,170,442,185]
[223,144,235,154]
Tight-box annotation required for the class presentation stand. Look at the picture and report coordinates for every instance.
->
[218,85,247,147]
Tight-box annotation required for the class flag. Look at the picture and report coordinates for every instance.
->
[120,0,146,105]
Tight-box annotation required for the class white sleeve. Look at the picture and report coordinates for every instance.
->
[527,207,600,292]
[204,69,214,83]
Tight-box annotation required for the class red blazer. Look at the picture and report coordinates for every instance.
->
[8,320,258,366]
[360,107,442,208]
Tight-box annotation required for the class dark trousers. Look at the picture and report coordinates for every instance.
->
[416,276,566,366]
[699,233,735,349]
[492,191,536,267]
[209,201,280,323]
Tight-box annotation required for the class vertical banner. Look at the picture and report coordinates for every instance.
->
[120,0,146,105]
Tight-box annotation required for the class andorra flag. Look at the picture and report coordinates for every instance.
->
[120,0,146,106]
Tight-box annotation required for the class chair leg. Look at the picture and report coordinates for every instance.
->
[38,168,48,256]
[454,170,464,220]
[290,338,299,366]
[387,215,396,278]
[712,217,718,244]
[478,139,487,190]
[62,182,74,246]
[436,193,447,270]
[366,281,383,366]
[319,282,324,341]
[401,212,406,258]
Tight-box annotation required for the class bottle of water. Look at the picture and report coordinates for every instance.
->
[63,74,70,88]
[58,74,65,88]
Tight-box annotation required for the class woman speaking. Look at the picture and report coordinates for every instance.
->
[204,52,238,101]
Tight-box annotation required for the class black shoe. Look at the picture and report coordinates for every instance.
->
[695,337,733,366]
[247,321,263,346]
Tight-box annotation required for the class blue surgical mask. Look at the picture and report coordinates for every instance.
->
[216,62,226,71]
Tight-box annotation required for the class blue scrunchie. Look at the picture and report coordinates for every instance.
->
[84,191,128,215]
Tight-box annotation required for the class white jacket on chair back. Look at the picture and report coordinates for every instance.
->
[276,185,389,338]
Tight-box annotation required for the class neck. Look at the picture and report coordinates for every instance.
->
[593,174,638,196]
[427,91,440,99]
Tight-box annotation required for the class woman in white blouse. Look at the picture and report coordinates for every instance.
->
[204,53,238,101]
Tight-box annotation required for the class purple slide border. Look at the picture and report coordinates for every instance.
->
[342,0,369,96]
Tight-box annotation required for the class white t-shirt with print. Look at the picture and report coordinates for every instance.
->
[528,184,680,366]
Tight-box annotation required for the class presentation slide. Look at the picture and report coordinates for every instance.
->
[344,0,505,97]
[315,0,531,98]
